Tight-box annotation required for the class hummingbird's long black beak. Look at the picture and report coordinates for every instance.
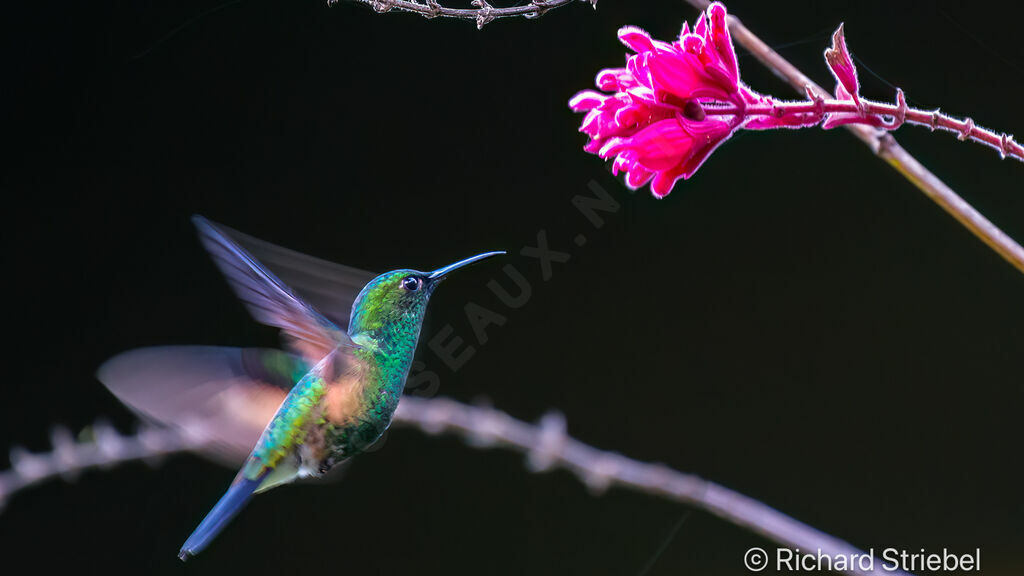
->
[428,251,505,280]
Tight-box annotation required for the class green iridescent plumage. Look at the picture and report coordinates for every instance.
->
[97,217,502,560]
[243,369,326,479]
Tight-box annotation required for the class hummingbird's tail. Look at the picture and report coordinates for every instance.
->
[178,472,266,561]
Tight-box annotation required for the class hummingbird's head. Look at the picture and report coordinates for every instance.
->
[347,252,504,352]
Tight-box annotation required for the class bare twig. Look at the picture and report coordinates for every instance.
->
[393,397,910,576]
[0,420,212,512]
[683,0,1024,275]
[337,0,596,29]
[2,398,909,576]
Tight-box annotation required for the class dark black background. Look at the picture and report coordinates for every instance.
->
[3,1,1022,574]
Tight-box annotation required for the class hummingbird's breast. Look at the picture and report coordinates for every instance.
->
[320,343,414,466]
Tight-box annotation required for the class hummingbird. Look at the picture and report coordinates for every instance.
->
[97,216,503,560]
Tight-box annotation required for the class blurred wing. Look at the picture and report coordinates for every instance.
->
[194,216,356,361]
[216,221,376,331]
[98,346,305,465]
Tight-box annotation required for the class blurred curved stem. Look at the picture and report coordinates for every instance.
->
[0,423,210,512]
[684,0,1024,275]
[393,397,909,576]
[3,397,907,576]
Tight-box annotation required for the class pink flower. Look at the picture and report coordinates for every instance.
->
[570,2,1023,197]
[569,2,750,198]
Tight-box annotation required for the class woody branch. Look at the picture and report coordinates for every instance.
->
[0,397,910,576]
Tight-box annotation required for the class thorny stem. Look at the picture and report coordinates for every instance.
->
[684,0,1024,276]
[0,422,212,512]
[340,0,596,29]
[1,398,908,576]
[702,97,1024,162]
[392,397,910,576]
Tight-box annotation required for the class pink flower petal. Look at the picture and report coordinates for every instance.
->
[693,11,708,37]
[707,2,739,85]
[646,50,731,101]
[618,26,656,54]
[583,138,605,154]
[651,163,687,198]
[625,165,655,189]
[603,118,695,171]
[824,24,860,106]
[569,90,605,112]
[678,21,691,42]
[681,34,703,55]
[596,67,634,91]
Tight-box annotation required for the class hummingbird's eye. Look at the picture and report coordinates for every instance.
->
[401,276,422,292]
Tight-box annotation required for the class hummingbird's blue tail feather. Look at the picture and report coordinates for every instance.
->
[178,472,266,561]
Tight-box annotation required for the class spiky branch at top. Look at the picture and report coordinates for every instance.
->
[337,0,596,29]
